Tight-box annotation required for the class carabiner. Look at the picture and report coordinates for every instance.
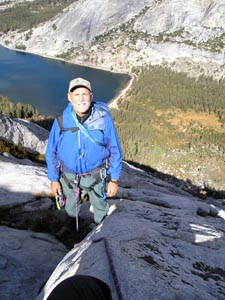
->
[100,168,107,179]
[100,168,107,200]
[55,193,66,210]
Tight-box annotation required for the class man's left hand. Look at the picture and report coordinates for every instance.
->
[107,181,119,197]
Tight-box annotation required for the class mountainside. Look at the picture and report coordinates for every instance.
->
[0,12,224,300]
[110,65,225,193]
[0,0,225,79]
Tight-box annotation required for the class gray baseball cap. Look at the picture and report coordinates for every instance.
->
[68,77,92,92]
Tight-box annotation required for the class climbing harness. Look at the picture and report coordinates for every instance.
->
[78,165,108,201]
[59,164,108,231]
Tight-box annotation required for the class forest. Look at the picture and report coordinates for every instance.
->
[110,65,225,191]
[0,95,39,119]
[0,0,73,33]
[111,66,224,161]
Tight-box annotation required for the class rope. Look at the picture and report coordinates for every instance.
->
[74,175,80,231]
[92,237,124,300]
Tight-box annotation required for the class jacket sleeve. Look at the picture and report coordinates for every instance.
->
[45,119,61,182]
[104,113,122,180]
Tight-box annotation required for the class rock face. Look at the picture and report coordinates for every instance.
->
[0,147,96,300]
[0,0,224,78]
[0,153,51,206]
[0,226,68,300]
[0,114,49,154]
[36,162,225,300]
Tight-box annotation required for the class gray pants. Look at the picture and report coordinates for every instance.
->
[60,173,109,224]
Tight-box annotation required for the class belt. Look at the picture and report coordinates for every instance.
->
[61,164,105,177]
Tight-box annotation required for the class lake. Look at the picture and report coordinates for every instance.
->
[0,45,130,116]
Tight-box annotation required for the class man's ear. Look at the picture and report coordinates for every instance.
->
[68,93,72,102]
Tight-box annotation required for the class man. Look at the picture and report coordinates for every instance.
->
[45,77,122,226]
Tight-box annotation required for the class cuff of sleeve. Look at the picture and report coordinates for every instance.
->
[110,179,119,184]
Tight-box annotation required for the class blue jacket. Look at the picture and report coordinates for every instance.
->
[45,102,122,182]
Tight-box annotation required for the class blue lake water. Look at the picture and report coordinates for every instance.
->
[0,45,130,116]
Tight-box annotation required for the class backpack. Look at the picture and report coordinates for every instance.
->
[56,102,108,146]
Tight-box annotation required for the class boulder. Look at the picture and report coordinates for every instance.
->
[0,114,49,154]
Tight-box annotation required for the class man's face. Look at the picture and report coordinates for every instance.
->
[68,87,92,116]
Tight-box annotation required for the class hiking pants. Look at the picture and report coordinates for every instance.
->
[60,173,109,224]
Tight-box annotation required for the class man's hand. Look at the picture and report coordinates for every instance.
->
[51,181,62,197]
[107,181,119,198]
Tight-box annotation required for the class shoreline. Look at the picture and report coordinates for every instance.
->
[0,42,134,109]
[108,73,135,109]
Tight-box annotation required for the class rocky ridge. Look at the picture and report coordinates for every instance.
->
[0,0,225,79]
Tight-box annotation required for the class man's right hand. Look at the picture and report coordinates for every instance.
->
[51,181,62,197]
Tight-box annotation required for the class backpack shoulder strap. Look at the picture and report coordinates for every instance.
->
[56,114,79,134]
